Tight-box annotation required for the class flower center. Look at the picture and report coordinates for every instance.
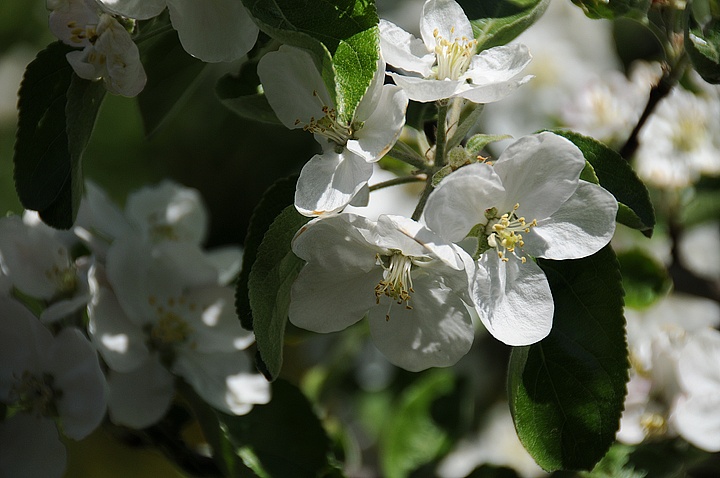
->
[9,371,59,418]
[671,113,706,153]
[640,411,668,438]
[44,249,78,299]
[486,204,537,263]
[295,91,352,146]
[375,252,415,320]
[432,27,477,81]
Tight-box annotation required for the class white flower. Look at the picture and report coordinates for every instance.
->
[87,238,268,427]
[78,181,241,282]
[0,215,90,323]
[379,0,532,103]
[97,0,259,62]
[289,213,475,371]
[257,45,409,216]
[423,132,618,345]
[48,0,146,96]
[0,296,106,478]
[635,87,720,188]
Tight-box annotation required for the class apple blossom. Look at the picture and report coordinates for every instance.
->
[87,238,268,427]
[257,45,408,216]
[379,0,532,103]
[97,0,259,62]
[289,213,475,371]
[423,132,618,345]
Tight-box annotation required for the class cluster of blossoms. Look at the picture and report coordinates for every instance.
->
[0,181,269,477]
[46,0,259,96]
[256,0,619,371]
[618,294,720,452]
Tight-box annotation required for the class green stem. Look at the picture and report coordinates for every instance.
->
[411,175,435,221]
[369,174,426,192]
[387,142,430,171]
[434,101,450,169]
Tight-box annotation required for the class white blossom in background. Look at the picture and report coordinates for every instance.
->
[423,132,617,345]
[679,222,720,281]
[438,402,547,478]
[78,181,242,282]
[97,0,259,62]
[0,296,106,478]
[379,0,532,103]
[88,238,268,428]
[635,87,720,188]
[47,0,146,97]
[258,46,408,216]
[618,294,720,449]
[289,213,475,371]
[0,215,91,323]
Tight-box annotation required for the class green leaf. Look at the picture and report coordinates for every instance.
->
[236,175,298,330]
[508,246,628,472]
[578,443,646,478]
[248,204,309,380]
[459,0,551,51]
[380,371,454,478]
[241,0,379,122]
[570,0,651,20]
[465,133,513,156]
[549,130,656,237]
[626,438,710,478]
[136,13,207,135]
[216,64,282,125]
[14,42,105,229]
[218,380,338,478]
[617,249,672,309]
[685,11,720,85]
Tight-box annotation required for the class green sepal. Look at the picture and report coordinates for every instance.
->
[465,133,513,157]
[247,204,309,381]
[459,0,551,51]
[508,246,628,472]
[136,13,207,136]
[549,130,656,237]
[14,42,105,229]
[236,175,298,331]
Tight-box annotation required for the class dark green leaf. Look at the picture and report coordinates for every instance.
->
[680,188,720,226]
[570,0,651,20]
[685,11,720,85]
[236,175,298,330]
[248,204,309,380]
[617,249,672,309]
[219,380,337,478]
[380,371,454,478]
[467,465,522,478]
[626,438,710,478]
[14,42,105,229]
[508,246,629,471]
[459,0,551,51]
[241,0,379,122]
[136,13,207,135]
[550,130,656,237]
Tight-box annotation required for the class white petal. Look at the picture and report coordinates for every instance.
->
[48,0,100,47]
[184,286,255,353]
[368,275,474,371]
[203,246,243,285]
[349,84,408,162]
[473,254,553,345]
[677,328,720,395]
[388,72,466,103]
[420,0,474,50]
[378,19,434,76]
[174,350,269,415]
[125,179,208,245]
[45,328,107,440]
[464,44,532,85]
[107,355,175,429]
[493,132,585,219]
[97,0,166,20]
[0,414,66,478]
[166,0,258,62]
[294,151,374,216]
[290,214,381,332]
[522,181,617,260]
[79,181,133,245]
[257,45,332,130]
[673,394,720,452]
[423,162,506,243]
